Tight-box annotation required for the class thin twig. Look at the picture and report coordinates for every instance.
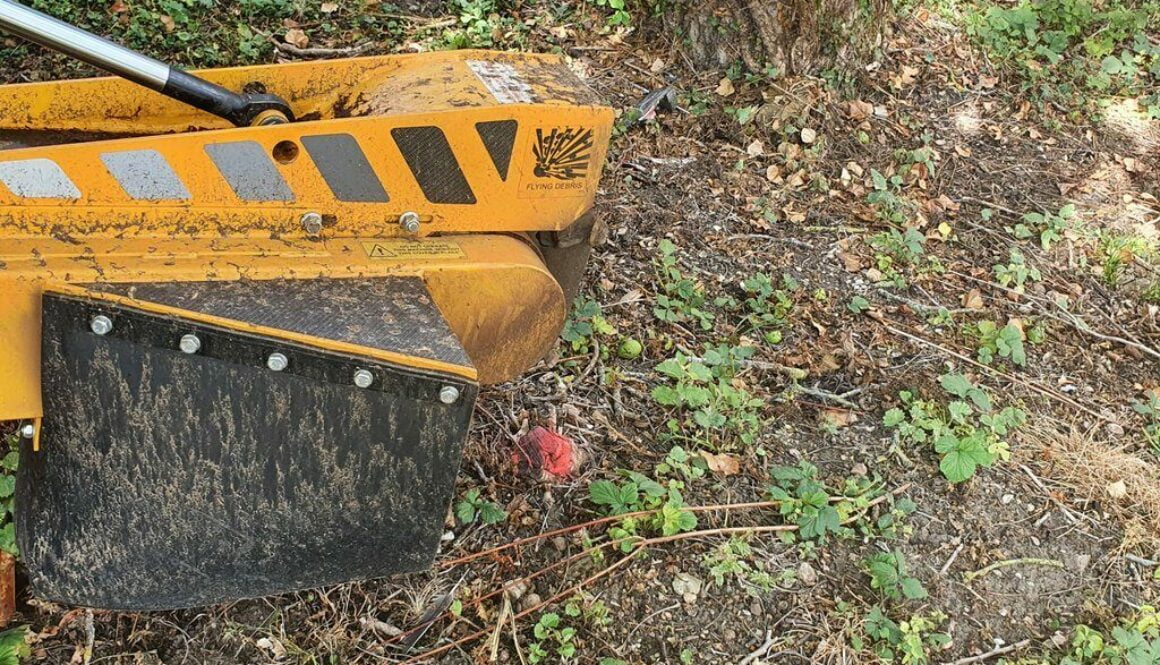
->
[963,557,1064,584]
[949,639,1032,665]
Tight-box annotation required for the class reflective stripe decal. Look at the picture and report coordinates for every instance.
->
[204,141,294,202]
[391,127,476,205]
[0,159,81,199]
[301,134,390,203]
[100,150,191,201]
[475,120,518,181]
[466,60,533,104]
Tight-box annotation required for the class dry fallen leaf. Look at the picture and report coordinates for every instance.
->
[963,289,984,309]
[1107,480,1127,499]
[158,14,175,32]
[284,28,309,48]
[715,77,735,97]
[765,164,782,183]
[320,1,338,12]
[845,100,873,121]
[746,140,764,158]
[699,451,741,476]
[820,408,858,428]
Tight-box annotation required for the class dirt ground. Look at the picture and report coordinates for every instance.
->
[1,2,1158,664]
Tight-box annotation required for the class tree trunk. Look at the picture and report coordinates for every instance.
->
[663,0,891,76]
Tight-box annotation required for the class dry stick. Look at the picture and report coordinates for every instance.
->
[949,639,1032,665]
[963,557,1064,584]
[403,486,911,663]
[880,322,1114,424]
[439,500,782,568]
[948,269,1160,363]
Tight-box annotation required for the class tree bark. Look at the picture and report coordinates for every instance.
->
[663,0,891,76]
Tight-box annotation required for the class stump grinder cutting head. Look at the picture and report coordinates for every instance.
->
[0,0,612,610]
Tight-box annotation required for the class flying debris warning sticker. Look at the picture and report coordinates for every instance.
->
[360,239,466,260]
[520,126,596,198]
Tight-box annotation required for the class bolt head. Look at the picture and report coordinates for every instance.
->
[19,424,34,439]
[353,369,374,388]
[300,212,324,236]
[399,211,421,234]
[266,352,289,372]
[90,314,113,336]
[179,333,202,354]
[439,386,460,405]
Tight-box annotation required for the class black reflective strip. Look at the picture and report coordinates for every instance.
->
[390,127,476,204]
[301,134,390,203]
[475,120,518,181]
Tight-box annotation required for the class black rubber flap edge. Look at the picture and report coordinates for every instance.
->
[18,291,477,610]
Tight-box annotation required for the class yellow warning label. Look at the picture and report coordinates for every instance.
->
[360,239,467,260]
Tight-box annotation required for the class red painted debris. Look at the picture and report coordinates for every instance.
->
[513,426,575,479]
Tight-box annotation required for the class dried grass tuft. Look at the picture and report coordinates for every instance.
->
[1024,424,1160,554]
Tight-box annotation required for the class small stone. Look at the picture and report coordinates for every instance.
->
[1001,494,1015,505]
[1106,422,1125,437]
[507,580,529,601]
[552,537,568,551]
[798,561,818,587]
[1073,554,1091,573]
[851,463,868,476]
[520,593,542,612]
[800,128,818,144]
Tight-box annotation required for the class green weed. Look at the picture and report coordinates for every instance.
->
[654,240,715,330]
[1009,204,1078,250]
[970,320,1029,367]
[528,612,576,664]
[993,249,1042,294]
[865,551,927,601]
[859,606,950,664]
[652,346,764,449]
[884,373,1025,483]
[455,488,507,526]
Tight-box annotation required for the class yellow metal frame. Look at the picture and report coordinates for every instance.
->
[0,51,613,420]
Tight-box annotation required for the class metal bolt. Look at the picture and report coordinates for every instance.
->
[353,369,374,388]
[300,212,324,236]
[179,333,202,354]
[399,211,421,234]
[266,352,289,372]
[439,386,460,405]
[19,424,34,439]
[90,314,113,336]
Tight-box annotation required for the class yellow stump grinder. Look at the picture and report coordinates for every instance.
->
[0,0,612,610]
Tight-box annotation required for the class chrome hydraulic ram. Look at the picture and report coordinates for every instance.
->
[0,0,294,126]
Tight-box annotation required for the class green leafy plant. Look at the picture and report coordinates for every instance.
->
[528,612,576,664]
[993,249,1042,294]
[971,320,1028,367]
[587,0,631,26]
[654,240,715,330]
[861,606,950,664]
[701,536,777,592]
[865,551,927,600]
[0,626,28,665]
[588,472,697,551]
[869,228,928,288]
[455,488,507,526]
[0,434,17,556]
[1053,605,1160,664]
[867,170,917,225]
[561,297,616,354]
[655,446,707,482]
[1133,393,1160,454]
[1097,230,1155,288]
[735,273,794,344]
[652,346,764,448]
[966,0,1160,116]
[884,373,1025,483]
[1009,204,1077,250]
